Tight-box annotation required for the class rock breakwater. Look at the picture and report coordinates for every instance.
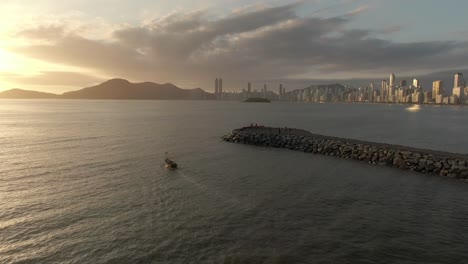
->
[222,126,468,180]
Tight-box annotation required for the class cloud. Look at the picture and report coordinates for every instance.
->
[380,25,403,35]
[17,25,65,40]
[0,71,103,86]
[7,2,468,90]
[346,5,369,16]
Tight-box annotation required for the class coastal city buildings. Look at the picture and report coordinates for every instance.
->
[433,80,443,104]
[454,73,465,88]
[214,77,223,99]
[213,73,468,105]
[389,73,395,89]
[453,73,465,104]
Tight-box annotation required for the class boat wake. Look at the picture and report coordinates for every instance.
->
[174,170,254,210]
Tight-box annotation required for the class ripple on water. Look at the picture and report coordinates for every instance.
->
[1,100,468,264]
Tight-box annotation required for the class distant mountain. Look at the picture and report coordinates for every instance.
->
[0,88,58,99]
[62,79,213,100]
[0,79,215,100]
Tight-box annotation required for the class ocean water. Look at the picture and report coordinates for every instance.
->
[0,100,467,264]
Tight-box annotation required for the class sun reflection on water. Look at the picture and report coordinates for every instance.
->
[405,104,421,112]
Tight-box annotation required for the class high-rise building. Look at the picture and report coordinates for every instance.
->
[219,78,223,93]
[389,73,395,97]
[215,78,219,93]
[454,73,465,88]
[381,80,387,91]
[247,82,251,93]
[389,73,395,88]
[453,87,463,101]
[432,80,443,100]
[279,84,283,96]
[413,78,420,88]
[381,80,388,100]
[400,80,407,87]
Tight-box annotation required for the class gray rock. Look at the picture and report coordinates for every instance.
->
[224,127,467,181]
[459,170,468,178]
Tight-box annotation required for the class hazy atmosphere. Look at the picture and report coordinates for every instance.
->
[1,0,468,92]
[2,1,468,263]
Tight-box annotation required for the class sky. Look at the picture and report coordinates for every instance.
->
[1,0,468,93]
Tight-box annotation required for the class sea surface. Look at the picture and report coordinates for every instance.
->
[1,100,467,264]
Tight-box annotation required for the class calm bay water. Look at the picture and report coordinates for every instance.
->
[0,100,467,264]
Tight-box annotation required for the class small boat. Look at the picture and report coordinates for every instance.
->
[165,158,178,169]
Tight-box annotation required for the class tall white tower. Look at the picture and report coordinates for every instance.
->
[389,73,395,88]
[389,73,395,97]
[453,73,464,101]
[454,73,465,88]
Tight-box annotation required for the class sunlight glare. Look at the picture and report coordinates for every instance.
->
[0,48,18,71]
[405,104,421,112]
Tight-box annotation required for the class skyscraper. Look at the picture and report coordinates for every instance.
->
[432,80,443,98]
[413,78,420,88]
[400,80,407,87]
[381,80,388,100]
[389,73,395,88]
[279,84,283,96]
[247,82,251,93]
[215,78,219,94]
[219,78,223,93]
[454,73,465,88]
[453,74,464,101]
[388,73,395,98]
[453,87,463,101]
[381,80,387,91]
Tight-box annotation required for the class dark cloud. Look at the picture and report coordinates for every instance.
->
[0,71,103,86]
[8,3,468,90]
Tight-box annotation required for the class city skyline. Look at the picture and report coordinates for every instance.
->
[2,1,468,93]
[214,71,468,105]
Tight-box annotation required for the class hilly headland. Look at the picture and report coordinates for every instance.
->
[0,78,215,100]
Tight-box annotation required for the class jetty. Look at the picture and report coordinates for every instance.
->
[222,126,468,180]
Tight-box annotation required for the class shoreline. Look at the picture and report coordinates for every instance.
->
[0,98,467,107]
[222,126,468,181]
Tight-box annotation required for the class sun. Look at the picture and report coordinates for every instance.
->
[0,48,24,73]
